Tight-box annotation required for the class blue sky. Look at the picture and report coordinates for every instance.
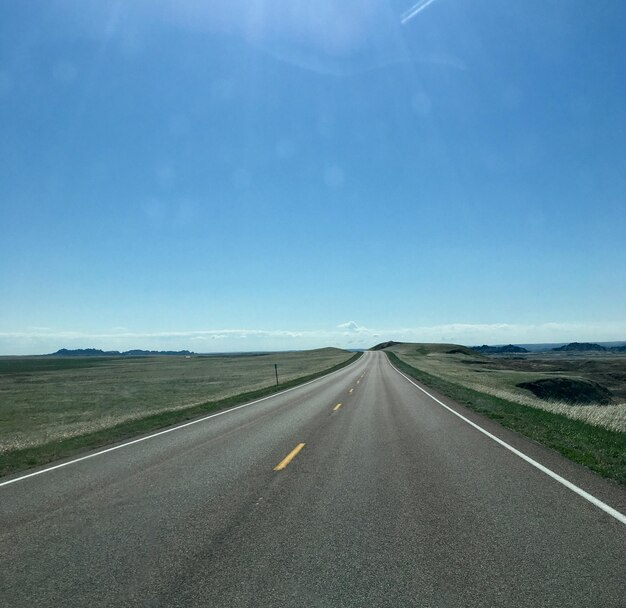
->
[1,1,625,354]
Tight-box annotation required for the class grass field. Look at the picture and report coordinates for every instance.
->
[388,343,626,433]
[0,348,358,476]
[385,344,626,485]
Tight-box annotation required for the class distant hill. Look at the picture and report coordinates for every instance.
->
[122,349,194,356]
[471,344,529,354]
[515,341,626,352]
[370,341,404,351]
[50,348,194,357]
[369,340,626,355]
[371,342,478,357]
[552,342,607,352]
[52,348,119,357]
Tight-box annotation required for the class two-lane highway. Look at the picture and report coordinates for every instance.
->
[1,352,624,607]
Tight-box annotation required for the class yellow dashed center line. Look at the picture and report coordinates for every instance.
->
[333,403,342,411]
[273,443,306,471]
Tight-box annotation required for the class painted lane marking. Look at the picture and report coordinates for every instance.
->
[274,443,305,471]
[333,403,342,411]
[388,358,626,526]
[0,357,363,489]
[356,380,360,385]
[349,388,354,394]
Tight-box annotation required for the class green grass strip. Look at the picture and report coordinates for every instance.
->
[386,351,626,485]
[0,352,363,478]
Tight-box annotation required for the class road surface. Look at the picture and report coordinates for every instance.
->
[1,351,625,607]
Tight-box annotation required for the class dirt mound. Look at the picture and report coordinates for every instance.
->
[517,378,612,405]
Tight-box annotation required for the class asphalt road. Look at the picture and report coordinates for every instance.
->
[1,351,625,607]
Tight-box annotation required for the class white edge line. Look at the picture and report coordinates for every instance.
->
[387,356,626,526]
[0,354,365,488]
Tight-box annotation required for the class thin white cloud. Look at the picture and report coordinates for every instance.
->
[401,0,440,25]
[58,1,427,77]
[337,321,367,332]
[2,322,625,344]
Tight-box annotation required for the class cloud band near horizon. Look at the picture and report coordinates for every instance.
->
[1,321,625,355]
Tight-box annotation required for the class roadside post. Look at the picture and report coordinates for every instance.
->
[274,364,279,386]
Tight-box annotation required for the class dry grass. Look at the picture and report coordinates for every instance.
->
[464,382,626,432]
[0,348,354,454]
[389,344,626,433]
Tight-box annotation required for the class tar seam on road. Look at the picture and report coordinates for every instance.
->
[388,358,626,525]
[0,356,366,489]
[333,403,342,411]
[273,443,306,471]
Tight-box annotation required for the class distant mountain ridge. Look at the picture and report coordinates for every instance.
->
[471,344,529,354]
[551,342,626,353]
[552,342,606,352]
[49,348,194,357]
